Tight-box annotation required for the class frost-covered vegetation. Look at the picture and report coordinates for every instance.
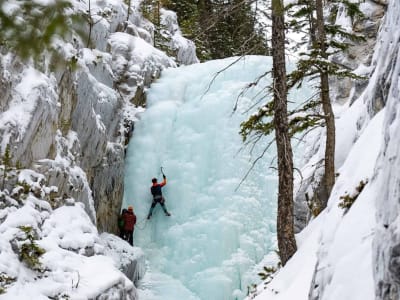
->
[247,0,399,299]
[0,0,398,298]
[0,0,197,298]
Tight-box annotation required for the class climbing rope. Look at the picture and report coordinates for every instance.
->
[135,206,160,230]
[135,217,148,230]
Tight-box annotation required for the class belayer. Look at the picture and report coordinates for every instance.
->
[121,206,136,246]
[147,174,171,219]
[118,208,128,238]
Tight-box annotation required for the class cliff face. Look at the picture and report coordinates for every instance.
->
[249,0,400,299]
[305,1,400,296]
[293,0,387,232]
[371,0,400,297]
[0,0,197,233]
[0,0,197,298]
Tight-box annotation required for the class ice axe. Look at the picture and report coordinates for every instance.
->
[160,166,166,178]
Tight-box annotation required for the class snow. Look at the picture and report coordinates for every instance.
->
[0,0,395,298]
[0,0,199,298]
[123,56,313,299]
[0,198,136,299]
[110,32,167,63]
[160,8,199,65]
[249,102,385,300]
[0,67,55,149]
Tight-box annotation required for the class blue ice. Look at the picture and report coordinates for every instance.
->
[123,56,309,300]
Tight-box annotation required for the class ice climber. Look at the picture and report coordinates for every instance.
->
[123,206,137,246]
[147,174,171,219]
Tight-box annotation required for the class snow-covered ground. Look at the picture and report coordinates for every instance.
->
[247,0,399,299]
[0,0,198,299]
[0,187,141,299]
[249,108,384,299]
[1,0,397,298]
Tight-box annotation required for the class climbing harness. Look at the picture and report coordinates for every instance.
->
[136,167,167,231]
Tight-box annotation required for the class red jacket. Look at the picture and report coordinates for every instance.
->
[123,211,136,231]
[152,177,166,188]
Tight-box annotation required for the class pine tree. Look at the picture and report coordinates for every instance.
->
[0,0,75,61]
[2,144,12,190]
[158,0,268,61]
[271,0,297,266]
[287,0,365,209]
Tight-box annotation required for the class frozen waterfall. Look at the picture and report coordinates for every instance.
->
[123,56,311,300]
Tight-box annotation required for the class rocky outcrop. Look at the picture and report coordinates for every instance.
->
[301,0,400,298]
[0,170,138,299]
[293,0,386,232]
[371,0,400,298]
[96,281,138,300]
[0,0,198,298]
[0,0,197,234]
[100,233,146,284]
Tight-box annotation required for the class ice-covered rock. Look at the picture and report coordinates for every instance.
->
[370,0,400,297]
[0,0,198,298]
[293,0,386,232]
[248,0,399,299]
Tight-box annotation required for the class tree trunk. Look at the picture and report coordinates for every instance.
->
[315,0,335,197]
[271,0,297,266]
[126,0,131,22]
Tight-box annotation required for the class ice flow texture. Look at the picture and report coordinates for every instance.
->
[123,56,310,300]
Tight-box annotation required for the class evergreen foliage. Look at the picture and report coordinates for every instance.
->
[247,262,281,297]
[2,144,12,168]
[240,98,324,143]
[287,0,366,89]
[0,1,76,61]
[240,0,366,234]
[1,144,12,190]
[338,179,368,212]
[0,273,16,295]
[140,0,169,52]
[142,0,268,61]
[257,265,279,283]
[18,226,46,271]
[287,0,365,202]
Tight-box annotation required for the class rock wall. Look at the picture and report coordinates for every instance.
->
[371,0,400,298]
[297,0,400,298]
[0,0,197,234]
[293,0,386,232]
[0,1,198,298]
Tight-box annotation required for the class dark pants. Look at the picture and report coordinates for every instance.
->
[148,196,169,216]
[125,230,134,246]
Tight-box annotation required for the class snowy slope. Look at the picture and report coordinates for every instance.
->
[249,0,399,299]
[0,0,198,298]
[0,173,141,299]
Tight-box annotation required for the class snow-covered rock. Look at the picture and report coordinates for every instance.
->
[101,233,146,284]
[0,187,138,299]
[293,0,386,232]
[160,8,199,65]
[370,0,400,297]
[0,0,198,298]
[249,0,399,299]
